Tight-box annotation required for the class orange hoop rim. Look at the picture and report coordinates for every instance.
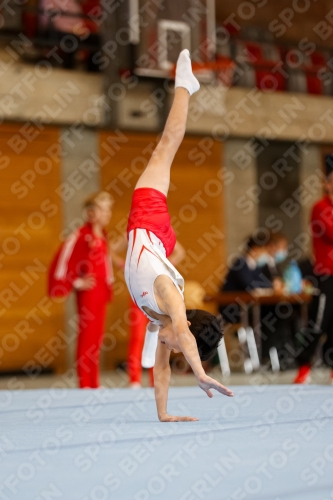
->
[171,58,235,79]
[191,59,235,72]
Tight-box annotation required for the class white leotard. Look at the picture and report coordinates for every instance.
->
[125,228,184,325]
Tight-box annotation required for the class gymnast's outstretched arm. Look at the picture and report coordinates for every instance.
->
[154,277,233,421]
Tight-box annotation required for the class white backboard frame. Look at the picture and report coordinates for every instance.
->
[157,20,191,70]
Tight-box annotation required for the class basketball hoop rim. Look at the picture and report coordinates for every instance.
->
[170,58,235,81]
[191,59,235,72]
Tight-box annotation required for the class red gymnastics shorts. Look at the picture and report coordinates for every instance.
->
[127,187,176,257]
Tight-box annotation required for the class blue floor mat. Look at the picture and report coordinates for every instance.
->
[1,385,333,500]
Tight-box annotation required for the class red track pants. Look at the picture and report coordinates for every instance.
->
[127,300,154,387]
[76,284,108,388]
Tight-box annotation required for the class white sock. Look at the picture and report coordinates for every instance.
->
[175,49,200,96]
[141,326,158,368]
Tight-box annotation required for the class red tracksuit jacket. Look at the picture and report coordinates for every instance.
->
[48,223,113,301]
[311,196,333,276]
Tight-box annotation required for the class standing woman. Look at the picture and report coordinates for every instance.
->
[48,192,114,388]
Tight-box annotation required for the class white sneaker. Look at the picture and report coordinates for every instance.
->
[130,382,141,389]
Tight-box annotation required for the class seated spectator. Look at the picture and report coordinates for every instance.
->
[79,0,101,72]
[298,255,315,287]
[39,0,84,35]
[220,233,272,324]
[222,234,272,293]
[265,231,288,276]
[39,0,100,70]
[220,232,296,370]
[23,0,40,39]
[262,232,301,370]
[39,0,85,69]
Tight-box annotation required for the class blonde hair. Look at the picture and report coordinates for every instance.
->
[84,191,114,209]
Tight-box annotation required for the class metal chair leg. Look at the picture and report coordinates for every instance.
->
[245,326,260,371]
[269,347,280,372]
[217,338,230,377]
[237,327,253,373]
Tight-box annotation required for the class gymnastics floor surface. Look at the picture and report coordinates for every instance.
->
[1,385,333,500]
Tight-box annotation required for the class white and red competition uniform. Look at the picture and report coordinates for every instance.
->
[125,188,184,326]
[48,223,113,388]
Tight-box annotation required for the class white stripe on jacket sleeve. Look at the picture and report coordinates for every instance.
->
[54,230,80,280]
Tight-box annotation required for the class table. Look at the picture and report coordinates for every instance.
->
[213,291,313,370]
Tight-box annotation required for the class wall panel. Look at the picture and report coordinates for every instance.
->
[0,124,66,373]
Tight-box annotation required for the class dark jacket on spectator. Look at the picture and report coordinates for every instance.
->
[261,257,288,283]
[298,257,315,282]
[222,256,272,292]
[220,256,272,323]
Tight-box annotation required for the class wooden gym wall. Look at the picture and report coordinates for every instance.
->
[99,132,225,369]
[0,125,225,374]
[0,124,66,374]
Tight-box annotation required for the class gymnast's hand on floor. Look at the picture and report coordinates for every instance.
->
[197,374,234,398]
[159,414,199,422]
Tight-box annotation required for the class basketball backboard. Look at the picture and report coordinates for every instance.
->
[127,0,216,78]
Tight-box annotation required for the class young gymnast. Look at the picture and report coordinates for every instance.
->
[125,49,233,422]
